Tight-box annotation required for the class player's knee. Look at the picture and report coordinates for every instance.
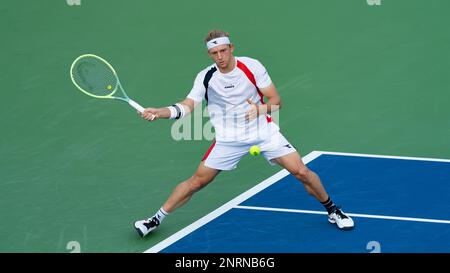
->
[293,166,311,183]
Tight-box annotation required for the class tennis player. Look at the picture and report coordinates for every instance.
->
[134,30,354,237]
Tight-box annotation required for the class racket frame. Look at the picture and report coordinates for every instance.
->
[70,53,145,113]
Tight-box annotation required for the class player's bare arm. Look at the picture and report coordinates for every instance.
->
[141,98,199,121]
[246,83,282,121]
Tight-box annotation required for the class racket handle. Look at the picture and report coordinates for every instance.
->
[128,99,156,120]
[128,99,145,113]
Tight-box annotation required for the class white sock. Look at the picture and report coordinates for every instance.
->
[151,207,169,222]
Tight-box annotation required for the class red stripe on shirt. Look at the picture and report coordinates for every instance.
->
[236,60,272,123]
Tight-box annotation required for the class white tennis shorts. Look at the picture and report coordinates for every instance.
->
[202,132,297,171]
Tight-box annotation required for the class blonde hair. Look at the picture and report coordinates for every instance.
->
[204,29,230,43]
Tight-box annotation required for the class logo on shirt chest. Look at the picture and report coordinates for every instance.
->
[224,84,235,89]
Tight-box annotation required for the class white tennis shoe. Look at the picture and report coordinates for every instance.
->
[134,217,160,237]
[328,208,354,230]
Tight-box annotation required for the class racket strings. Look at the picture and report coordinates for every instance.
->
[71,56,118,97]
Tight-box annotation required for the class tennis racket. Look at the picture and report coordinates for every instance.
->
[70,54,153,118]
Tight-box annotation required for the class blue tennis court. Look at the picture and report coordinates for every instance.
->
[146,151,450,253]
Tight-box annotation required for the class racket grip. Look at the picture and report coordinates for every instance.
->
[128,99,145,113]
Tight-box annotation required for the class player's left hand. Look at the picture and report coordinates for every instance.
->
[245,99,259,121]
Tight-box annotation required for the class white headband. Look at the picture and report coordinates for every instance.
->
[206,37,231,50]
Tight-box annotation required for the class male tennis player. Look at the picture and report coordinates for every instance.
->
[134,30,354,237]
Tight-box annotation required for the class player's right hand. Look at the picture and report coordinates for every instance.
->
[140,108,158,121]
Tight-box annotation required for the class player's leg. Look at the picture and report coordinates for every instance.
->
[163,161,220,213]
[134,161,220,237]
[272,151,328,201]
[273,151,354,230]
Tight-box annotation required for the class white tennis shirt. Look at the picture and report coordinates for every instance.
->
[187,56,279,143]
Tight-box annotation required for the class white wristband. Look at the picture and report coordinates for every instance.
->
[167,104,186,119]
[174,103,186,119]
[167,106,177,119]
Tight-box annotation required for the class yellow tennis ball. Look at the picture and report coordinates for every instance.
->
[106,85,112,90]
[249,145,260,156]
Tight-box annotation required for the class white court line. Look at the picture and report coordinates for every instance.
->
[144,150,450,253]
[317,151,450,163]
[144,151,322,253]
[235,205,450,225]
